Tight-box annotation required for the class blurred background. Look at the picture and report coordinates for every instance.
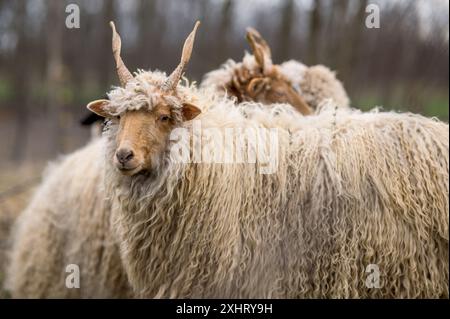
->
[0,0,448,210]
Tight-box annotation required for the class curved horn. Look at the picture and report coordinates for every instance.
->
[246,27,273,74]
[110,21,133,86]
[162,21,201,93]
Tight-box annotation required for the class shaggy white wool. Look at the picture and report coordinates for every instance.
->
[278,59,308,89]
[107,70,214,116]
[6,139,132,298]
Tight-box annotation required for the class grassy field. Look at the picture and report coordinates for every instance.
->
[354,90,449,122]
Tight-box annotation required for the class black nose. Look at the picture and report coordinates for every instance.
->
[116,148,134,164]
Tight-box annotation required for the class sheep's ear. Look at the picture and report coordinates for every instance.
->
[181,103,201,121]
[247,77,268,95]
[246,28,273,74]
[87,99,111,117]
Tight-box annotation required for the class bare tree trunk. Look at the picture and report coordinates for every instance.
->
[138,0,155,57]
[98,0,116,88]
[308,0,322,65]
[11,0,28,162]
[216,0,233,61]
[347,0,368,88]
[328,0,348,69]
[46,0,64,156]
[278,0,294,62]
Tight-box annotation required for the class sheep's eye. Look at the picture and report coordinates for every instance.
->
[158,115,171,122]
[273,91,285,97]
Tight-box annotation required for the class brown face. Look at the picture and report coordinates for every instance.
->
[227,28,313,115]
[87,98,201,176]
[113,105,175,176]
[86,20,202,176]
[229,69,313,115]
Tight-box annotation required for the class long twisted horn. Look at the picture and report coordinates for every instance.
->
[246,27,273,75]
[161,21,200,93]
[110,21,133,86]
